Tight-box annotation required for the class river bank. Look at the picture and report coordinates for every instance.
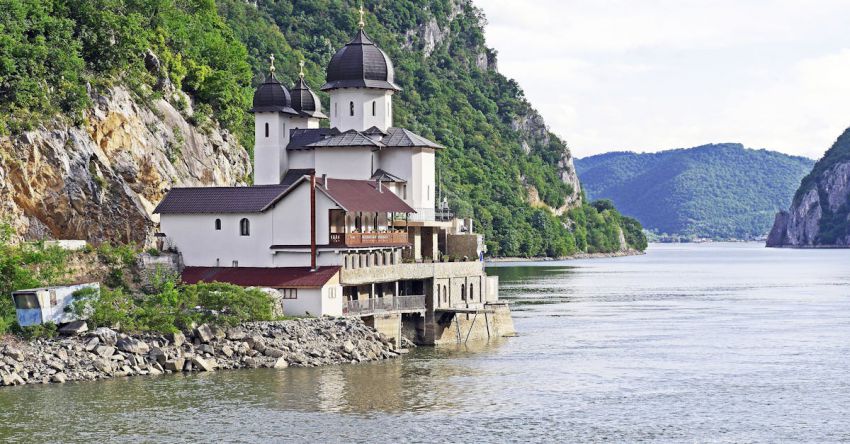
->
[487,248,645,263]
[0,317,401,387]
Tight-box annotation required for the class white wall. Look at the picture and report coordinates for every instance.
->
[161,212,274,267]
[279,274,342,317]
[270,183,339,247]
[376,147,436,211]
[254,113,288,185]
[314,147,374,179]
[329,89,393,131]
[288,150,315,170]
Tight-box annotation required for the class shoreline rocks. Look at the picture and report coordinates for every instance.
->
[0,318,401,387]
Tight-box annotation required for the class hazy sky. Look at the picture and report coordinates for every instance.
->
[475,0,850,159]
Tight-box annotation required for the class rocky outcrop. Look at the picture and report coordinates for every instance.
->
[0,86,250,246]
[0,318,400,386]
[513,113,582,213]
[767,128,850,247]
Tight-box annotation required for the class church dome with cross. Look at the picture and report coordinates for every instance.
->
[250,55,298,115]
[321,7,400,92]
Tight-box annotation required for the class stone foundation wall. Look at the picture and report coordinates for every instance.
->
[431,304,516,345]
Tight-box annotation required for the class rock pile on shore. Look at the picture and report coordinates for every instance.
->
[0,318,400,386]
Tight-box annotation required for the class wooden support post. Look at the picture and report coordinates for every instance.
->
[464,311,478,344]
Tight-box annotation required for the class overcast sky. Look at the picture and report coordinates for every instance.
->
[475,0,850,159]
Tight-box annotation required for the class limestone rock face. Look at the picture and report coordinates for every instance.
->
[0,86,250,246]
[768,156,850,247]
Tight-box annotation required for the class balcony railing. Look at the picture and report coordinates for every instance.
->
[405,207,454,222]
[343,295,426,316]
[329,231,409,247]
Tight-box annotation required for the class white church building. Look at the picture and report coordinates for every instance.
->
[154,14,510,344]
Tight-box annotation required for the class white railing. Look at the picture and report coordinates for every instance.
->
[342,295,426,316]
[407,207,454,222]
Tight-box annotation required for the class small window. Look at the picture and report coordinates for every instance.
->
[372,101,376,116]
[264,122,269,138]
[240,218,250,236]
[281,288,298,299]
[13,293,39,309]
[334,102,338,117]
[349,101,354,116]
[461,284,466,301]
[443,285,448,303]
[215,219,221,230]
[232,260,239,267]
[470,284,474,301]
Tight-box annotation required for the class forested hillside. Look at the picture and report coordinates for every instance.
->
[0,0,645,256]
[576,144,814,240]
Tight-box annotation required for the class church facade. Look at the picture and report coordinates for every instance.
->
[154,15,513,344]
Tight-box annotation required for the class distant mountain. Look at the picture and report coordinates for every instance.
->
[575,144,815,240]
[767,127,850,247]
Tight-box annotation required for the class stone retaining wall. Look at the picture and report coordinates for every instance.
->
[0,318,400,387]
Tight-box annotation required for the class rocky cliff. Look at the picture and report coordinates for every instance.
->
[0,87,250,246]
[767,127,850,247]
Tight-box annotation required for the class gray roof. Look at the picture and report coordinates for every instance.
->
[250,73,298,115]
[154,173,306,215]
[291,78,327,119]
[382,127,444,149]
[321,30,401,92]
[306,129,383,149]
[286,127,443,150]
[371,169,406,183]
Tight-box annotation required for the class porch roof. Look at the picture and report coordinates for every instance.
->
[319,178,415,213]
[181,266,340,289]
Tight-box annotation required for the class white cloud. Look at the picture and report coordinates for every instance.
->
[475,0,850,159]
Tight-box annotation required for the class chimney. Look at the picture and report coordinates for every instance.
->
[310,174,317,272]
[376,178,383,193]
[322,173,328,190]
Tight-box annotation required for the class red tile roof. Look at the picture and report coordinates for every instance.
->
[319,178,415,213]
[181,266,340,289]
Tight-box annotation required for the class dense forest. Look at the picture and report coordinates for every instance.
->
[0,0,645,256]
[575,144,814,240]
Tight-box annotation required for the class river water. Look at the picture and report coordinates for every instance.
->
[0,243,848,443]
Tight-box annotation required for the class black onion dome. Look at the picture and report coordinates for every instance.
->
[321,30,401,92]
[249,73,298,114]
[291,78,327,119]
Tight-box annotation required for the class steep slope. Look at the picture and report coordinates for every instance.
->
[576,144,815,239]
[767,127,850,247]
[0,0,644,256]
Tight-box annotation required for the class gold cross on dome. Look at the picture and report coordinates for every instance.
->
[358,4,365,29]
[299,60,305,78]
[269,54,276,74]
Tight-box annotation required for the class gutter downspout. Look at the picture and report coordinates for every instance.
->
[311,173,317,272]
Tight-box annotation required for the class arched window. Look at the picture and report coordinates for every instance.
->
[372,101,376,116]
[461,284,466,301]
[349,101,355,116]
[215,219,221,231]
[470,283,474,301]
[240,218,250,236]
[264,122,269,138]
[443,285,448,303]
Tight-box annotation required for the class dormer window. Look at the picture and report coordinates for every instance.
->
[240,218,250,236]
[349,101,354,116]
[264,122,269,138]
[215,219,221,230]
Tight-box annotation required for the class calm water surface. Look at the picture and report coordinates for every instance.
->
[1,243,849,443]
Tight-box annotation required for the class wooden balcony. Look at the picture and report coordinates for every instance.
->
[329,231,409,247]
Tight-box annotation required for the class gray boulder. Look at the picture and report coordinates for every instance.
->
[59,320,88,336]
[116,338,150,355]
